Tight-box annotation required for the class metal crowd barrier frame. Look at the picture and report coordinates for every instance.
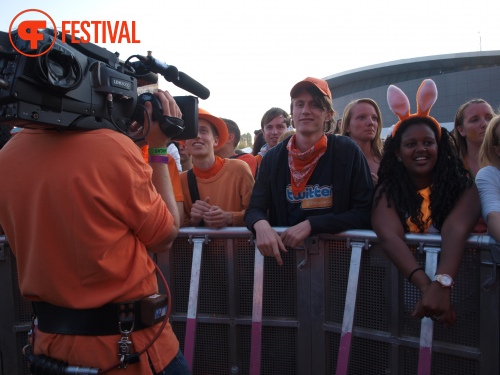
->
[1,230,500,375]
[158,228,500,375]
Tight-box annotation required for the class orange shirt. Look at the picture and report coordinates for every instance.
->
[255,153,263,169]
[233,153,258,177]
[180,158,254,226]
[0,129,179,374]
[141,144,184,202]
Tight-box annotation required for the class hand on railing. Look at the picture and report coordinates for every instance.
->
[253,220,287,266]
[413,281,456,326]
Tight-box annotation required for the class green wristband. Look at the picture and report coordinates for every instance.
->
[148,147,167,155]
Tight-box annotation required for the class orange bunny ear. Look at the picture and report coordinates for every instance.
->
[388,79,441,139]
[387,84,411,121]
[416,79,438,116]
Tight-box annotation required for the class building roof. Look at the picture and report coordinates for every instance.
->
[324,51,500,98]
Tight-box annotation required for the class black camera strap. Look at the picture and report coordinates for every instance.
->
[187,169,205,227]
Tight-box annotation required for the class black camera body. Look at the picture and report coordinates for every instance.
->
[134,93,198,140]
[0,29,199,139]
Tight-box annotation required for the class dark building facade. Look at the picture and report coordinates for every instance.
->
[325,51,500,136]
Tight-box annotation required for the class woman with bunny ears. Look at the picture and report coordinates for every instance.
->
[372,79,480,325]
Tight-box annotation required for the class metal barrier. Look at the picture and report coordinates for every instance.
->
[1,230,499,375]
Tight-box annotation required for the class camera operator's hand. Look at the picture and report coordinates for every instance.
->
[144,90,182,148]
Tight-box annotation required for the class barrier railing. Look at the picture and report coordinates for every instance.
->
[1,230,499,375]
[158,228,499,375]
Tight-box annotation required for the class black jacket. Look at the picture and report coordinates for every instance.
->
[244,134,374,235]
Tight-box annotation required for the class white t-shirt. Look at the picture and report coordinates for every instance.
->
[476,165,500,222]
[167,143,182,172]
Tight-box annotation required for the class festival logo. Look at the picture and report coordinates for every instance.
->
[9,9,140,57]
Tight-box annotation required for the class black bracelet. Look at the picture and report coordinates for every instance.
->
[408,267,425,283]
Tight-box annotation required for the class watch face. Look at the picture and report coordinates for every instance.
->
[439,274,453,286]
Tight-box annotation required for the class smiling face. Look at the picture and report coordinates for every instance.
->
[263,115,287,148]
[185,119,219,158]
[458,102,494,148]
[291,89,332,137]
[345,102,379,144]
[396,122,438,188]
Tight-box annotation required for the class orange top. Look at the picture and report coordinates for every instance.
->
[255,154,263,169]
[0,129,179,374]
[180,158,254,226]
[406,187,432,233]
[141,144,184,202]
[235,153,258,177]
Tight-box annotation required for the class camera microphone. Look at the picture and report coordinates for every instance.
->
[137,53,210,100]
[137,54,179,82]
[172,72,210,100]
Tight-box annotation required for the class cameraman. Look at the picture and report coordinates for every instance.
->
[0,90,190,374]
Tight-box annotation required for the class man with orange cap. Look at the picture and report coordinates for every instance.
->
[244,77,374,265]
[180,108,254,227]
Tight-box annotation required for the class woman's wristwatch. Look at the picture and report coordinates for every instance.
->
[433,274,454,287]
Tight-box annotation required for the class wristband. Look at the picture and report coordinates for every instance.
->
[148,155,169,164]
[408,266,424,283]
[148,147,168,155]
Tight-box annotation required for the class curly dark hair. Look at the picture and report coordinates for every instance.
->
[373,118,473,233]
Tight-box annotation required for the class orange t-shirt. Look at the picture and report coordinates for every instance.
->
[141,144,184,202]
[255,153,263,169]
[233,153,258,177]
[0,129,179,374]
[180,158,254,226]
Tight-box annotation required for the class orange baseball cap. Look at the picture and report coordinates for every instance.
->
[290,77,332,100]
[198,108,229,149]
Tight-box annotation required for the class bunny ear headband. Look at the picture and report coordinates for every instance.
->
[387,79,441,139]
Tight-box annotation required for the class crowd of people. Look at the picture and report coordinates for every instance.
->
[1,75,499,373]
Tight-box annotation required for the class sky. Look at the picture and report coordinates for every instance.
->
[2,0,499,136]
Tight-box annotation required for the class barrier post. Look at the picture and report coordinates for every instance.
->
[249,243,264,375]
[184,236,208,371]
[336,239,369,375]
[417,246,440,375]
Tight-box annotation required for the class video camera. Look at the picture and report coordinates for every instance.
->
[0,28,207,140]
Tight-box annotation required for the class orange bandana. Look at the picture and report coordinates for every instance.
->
[287,134,327,195]
[406,187,432,233]
[193,155,225,179]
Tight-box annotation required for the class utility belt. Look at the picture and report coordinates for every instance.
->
[34,293,168,336]
[26,295,169,374]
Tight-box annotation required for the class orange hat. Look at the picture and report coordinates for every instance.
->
[290,77,332,100]
[387,79,441,139]
[198,108,229,149]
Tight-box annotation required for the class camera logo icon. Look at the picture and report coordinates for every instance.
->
[9,9,57,57]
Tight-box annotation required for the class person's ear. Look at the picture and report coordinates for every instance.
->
[213,135,219,148]
[457,125,466,137]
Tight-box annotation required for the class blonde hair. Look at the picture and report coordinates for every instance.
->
[278,129,296,144]
[453,99,495,160]
[341,98,383,160]
[479,115,500,169]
